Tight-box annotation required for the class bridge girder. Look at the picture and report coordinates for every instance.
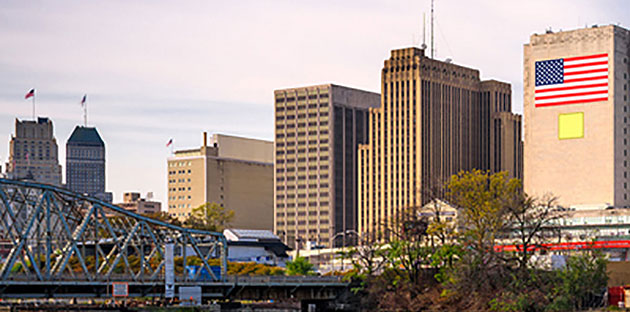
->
[0,178,228,284]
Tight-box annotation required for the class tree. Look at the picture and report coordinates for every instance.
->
[446,170,520,292]
[502,193,562,280]
[184,202,234,232]
[548,251,608,311]
[286,256,315,276]
[142,211,181,226]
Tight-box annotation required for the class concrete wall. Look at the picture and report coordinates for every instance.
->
[523,25,629,208]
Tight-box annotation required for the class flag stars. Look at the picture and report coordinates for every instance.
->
[535,59,564,86]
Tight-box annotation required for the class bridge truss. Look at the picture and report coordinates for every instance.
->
[0,178,227,290]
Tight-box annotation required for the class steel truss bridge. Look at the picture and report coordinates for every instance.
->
[0,179,348,303]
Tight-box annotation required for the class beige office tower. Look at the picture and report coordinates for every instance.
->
[358,47,523,240]
[167,133,273,230]
[524,25,630,209]
[274,84,380,248]
[5,117,62,186]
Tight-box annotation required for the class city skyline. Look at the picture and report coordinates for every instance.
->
[0,0,627,205]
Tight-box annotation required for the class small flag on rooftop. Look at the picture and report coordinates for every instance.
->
[80,94,87,107]
[24,89,35,100]
[166,138,173,147]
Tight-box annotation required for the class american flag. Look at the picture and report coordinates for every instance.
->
[535,53,609,108]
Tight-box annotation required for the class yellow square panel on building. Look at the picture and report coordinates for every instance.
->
[558,112,584,140]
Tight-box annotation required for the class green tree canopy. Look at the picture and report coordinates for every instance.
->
[286,256,315,276]
[184,202,234,232]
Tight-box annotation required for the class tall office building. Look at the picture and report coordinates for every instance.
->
[5,117,62,186]
[524,25,630,209]
[274,84,380,248]
[358,47,523,240]
[66,126,108,200]
[167,133,274,230]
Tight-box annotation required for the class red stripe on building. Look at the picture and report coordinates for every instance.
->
[535,83,608,94]
[535,97,608,107]
[535,90,608,101]
[564,61,608,69]
[563,75,608,84]
[564,53,608,62]
[563,68,609,76]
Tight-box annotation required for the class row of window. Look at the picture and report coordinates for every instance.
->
[169,169,191,175]
[276,111,329,121]
[275,93,328,103]
[169,210,191,215]
[276,139,329,148]
[168,178,191,183]
[276,102,329,111]
[276,146,329,155]
[169,161,192,167]
[169,195,191,200]
[276,201,330,207]
[169,186,191,192]
[276,219,330,226]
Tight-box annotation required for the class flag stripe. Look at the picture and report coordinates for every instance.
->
[535,78,608,91]
[535,82,608,93]
[535,89,608,101]
[563,56,608,66]
[564,53,608,62]
[563,76,608,84]
[564,61,608,69]
[535,53,608,107]
[536,93,608,105]
[564,68,608,76]
[535,86,608,97]
[536,97,608,107]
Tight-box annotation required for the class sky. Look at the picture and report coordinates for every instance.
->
[0,0,627,206]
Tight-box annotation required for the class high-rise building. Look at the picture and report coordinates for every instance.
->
[5,117,62,186]
[66,126,108,200]
[167,133,274,230]
[358,47,523,240]
[273,84,380,248]
[524,25,630,209]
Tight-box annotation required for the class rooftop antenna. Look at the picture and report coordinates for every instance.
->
[431,0,435,58]
[421,12,427,50]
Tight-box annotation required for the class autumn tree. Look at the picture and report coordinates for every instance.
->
[142,211,181,226]
[184,202,234,232]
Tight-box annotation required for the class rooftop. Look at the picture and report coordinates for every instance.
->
[67,126,104,147]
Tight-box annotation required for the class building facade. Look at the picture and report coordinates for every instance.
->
[5,117,62,186]
[116,192,161,215]
[358,47,523,240]
[167,133,274,230]
[523,25,630,208]
[66,126,107,199]
[274,84,380,248]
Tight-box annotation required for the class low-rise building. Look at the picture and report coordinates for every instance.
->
[223,229,290,267]
[115,192,161,215]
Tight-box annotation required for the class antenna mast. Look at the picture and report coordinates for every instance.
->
[422,12,426,46]
[431,0,434,58]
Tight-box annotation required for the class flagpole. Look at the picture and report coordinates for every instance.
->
[84,101,87,126]
[32,94,35,120]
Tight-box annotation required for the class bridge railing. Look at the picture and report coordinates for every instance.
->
[224,275,345,285]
